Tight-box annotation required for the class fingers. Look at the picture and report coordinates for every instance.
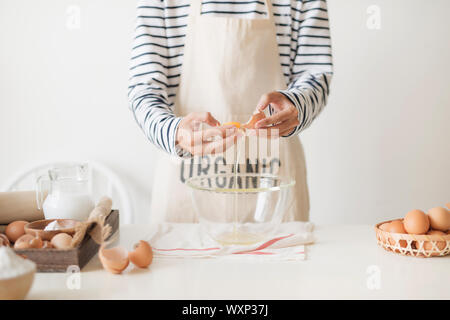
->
[256,93,273,112]
[264,117,299,132]
[192,125,237,145]
[180,125,241,155]
[177,111,241,155]
[202,130,243,155]
[279,127,296,137]
[247,116,299,139]
[256,91,283,112]
[278,119,299,136]
[255,108,294,128]
[190,111,220,127]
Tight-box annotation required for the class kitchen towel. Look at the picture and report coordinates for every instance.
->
[146,222,314,261]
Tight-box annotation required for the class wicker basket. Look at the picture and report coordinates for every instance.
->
[375,220,450,258]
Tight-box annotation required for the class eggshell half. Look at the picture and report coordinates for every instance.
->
[129,240,153,268]
[99,245,129,274]
[242,111,266,129]
[14,234,36,249]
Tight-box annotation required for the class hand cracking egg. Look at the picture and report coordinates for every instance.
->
[242,111,266,129]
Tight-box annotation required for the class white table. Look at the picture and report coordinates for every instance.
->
[28,225,450,299]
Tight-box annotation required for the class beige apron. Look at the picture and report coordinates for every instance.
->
[149,0,309,224]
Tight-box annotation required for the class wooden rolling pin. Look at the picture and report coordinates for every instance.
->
[0,191,45,226]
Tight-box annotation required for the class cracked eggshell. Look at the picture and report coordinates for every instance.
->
[242,111,266,129]
[129,240,153,268]
[14,234,42,249]
[99,245,129,274]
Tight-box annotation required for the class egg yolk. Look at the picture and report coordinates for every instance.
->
[222,121,241,129]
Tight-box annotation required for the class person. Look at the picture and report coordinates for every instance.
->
[128,0,333,224]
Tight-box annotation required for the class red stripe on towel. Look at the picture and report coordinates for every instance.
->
[154,247,220,251]
[233,234,294,254]
[244,251,274,255]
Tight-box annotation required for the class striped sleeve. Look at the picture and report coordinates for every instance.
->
[128,0,182,156]
[279,0,333,137]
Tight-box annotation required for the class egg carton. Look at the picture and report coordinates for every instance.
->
[375,220,450,258]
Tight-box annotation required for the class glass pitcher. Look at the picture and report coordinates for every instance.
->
[36,163,95,221]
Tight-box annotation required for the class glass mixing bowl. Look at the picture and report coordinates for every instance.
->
[186,173,295,245]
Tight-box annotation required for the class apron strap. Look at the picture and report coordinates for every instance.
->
[191,0,202,19]
[190,0,276,21]
[263,0,275,21]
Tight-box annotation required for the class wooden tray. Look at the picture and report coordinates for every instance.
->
[12,210,119,272]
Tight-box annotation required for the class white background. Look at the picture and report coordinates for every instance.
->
[0,0,449,225]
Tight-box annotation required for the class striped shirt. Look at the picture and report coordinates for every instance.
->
[128,0,333,156]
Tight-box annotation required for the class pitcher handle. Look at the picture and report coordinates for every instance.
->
[36,174,48,211]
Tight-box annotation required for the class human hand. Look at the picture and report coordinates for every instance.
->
[176,112,242,155]
[253,91,300,137]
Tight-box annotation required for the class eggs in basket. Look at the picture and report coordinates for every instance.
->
[375,205,450,257]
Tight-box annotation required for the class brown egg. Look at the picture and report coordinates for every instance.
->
[129,240,153,268]
[427,207,450,232]
[99,245,129,274]
[379,223,390,231]
[0,234,11,247]
[388,220,406,233]
[403,210,430,234]
[446,203,450,210]
[387,220,407,248]
[378,223,390,243]
[5,221,28,243]
[14,234,42,249]
[242,111,266,129]
[423,230,447,256]
[51,233,73,249]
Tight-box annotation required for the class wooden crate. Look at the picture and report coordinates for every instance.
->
[12,210,119,272]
